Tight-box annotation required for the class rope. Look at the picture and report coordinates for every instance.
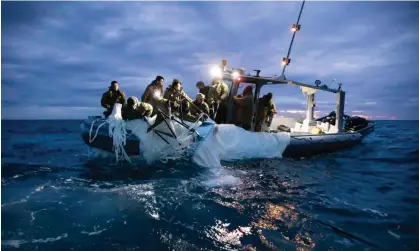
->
[89,119,108,143]
[212,102,220,120]
[88,115,131,163]
[172,89,211,120]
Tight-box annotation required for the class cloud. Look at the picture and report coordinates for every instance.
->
[2,1,419,120]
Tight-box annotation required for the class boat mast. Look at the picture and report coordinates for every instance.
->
[281,0,306,76]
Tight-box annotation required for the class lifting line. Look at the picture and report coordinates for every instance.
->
[281,0,306,76]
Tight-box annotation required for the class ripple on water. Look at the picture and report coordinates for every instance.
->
[2,120,419,250]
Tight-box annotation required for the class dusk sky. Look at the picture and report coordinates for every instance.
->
[2,1,419,120]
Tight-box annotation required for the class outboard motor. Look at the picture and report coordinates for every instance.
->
[317,111,368,131]
[345,116,368,131]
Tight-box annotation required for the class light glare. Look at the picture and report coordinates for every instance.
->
[153,90,161,99]
[210,65,223,78]
[232,71,240,79]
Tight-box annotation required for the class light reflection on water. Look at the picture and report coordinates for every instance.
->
[2,120,419,250]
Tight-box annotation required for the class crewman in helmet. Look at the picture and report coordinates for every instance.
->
[208,77,229,123]
[233,85,254,130]
[122,96,154,120]
[190,93,210,119]
[163,79,193,115]
[101,80,127,117]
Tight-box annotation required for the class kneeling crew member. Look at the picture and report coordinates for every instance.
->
[190,93,210,119]
[122,96,153,120]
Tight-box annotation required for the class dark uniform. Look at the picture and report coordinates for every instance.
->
[233,93,254,130]
[196,81,211,104]
[101,88,126,117]
[199,87,211,103]
[141,81,163,108]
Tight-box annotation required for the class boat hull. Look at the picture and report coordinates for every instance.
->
[81,117,375,159]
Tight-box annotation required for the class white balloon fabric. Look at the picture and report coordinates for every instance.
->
[192,124,291,168]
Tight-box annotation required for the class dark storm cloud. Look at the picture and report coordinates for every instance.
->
[2,1,418,119]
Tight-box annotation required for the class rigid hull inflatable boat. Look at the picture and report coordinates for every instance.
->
[81,61,375,161]
[81,114,374,160]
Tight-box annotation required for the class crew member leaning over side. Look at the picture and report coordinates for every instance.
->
[208,77,229,124]
[163,79,193,115]
[189,93,210,120]
[122,96,153,121]
[101,80,127,118]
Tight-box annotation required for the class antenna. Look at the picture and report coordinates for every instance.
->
[281,0,306,76]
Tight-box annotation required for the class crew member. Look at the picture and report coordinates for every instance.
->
[233,85,254,130]
[196,81,211,103]
[141,76,165,114]
[122,96,153,120]
[163,79,193,115]
[255,92,277,132]
[190,93,210,119]
[208,77,229,123]
[101,80,127,117]
[265,92,277,127]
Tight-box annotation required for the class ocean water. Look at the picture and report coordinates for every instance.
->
[1,120,419,251]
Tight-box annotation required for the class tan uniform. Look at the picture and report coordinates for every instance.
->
[208,80,229,104]
[266,100,277,117]
[163,86,193,113]
[122,102,154,120]
[256,98,277,130]
[137,102,154,117]
[190,100,210,117]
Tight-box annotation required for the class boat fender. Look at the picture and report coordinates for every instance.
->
[310,127,322,134]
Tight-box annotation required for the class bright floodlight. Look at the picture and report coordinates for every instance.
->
[153,90,161,99]
[210,65,223,78]
[232,71,240,79]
